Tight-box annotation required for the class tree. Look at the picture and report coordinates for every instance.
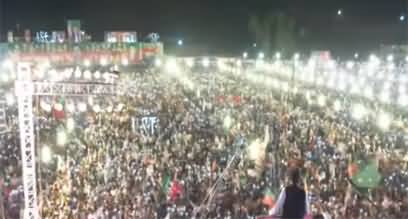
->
[249,11,297,55]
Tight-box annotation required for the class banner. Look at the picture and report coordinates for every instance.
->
[132,116,160,136]
[105,32,137,43]
[1,42,163,65]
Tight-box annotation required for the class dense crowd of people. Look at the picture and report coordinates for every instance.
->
[1,60,408,219]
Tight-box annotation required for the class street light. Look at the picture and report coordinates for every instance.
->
[275,52,281,60]
[243,52,248,59]
[337,9,342,16]
[202,58,210,68]
[400,15,405,21]
[258,52,265,60]
[294,53,300,60]
[177,39,183,46]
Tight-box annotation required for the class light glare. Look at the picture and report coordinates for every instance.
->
[41,146,52,163]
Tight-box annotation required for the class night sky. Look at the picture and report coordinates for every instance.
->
[2,0,407,56]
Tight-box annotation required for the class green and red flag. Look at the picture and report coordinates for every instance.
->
[162,174,171,194]
[262,188,276,209]
[351,160,382,188]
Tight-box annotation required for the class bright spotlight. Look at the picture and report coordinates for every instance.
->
[236,60,242,67]
[34,69,45,79]
[292,86,298,94]
[1,74,9,82]
[41,146,52,163]
[166,58,179,72]
[317,95,326,106]
[377,112,392,130]
[116,103,124,112]
[350,84,360,94]
[202,58,210,68]
[305,91,313,104]
[346,61,354,69]
[399,84,406,94]
[83,59,91,67]
[84,70,92,79]
[388,63,395,70]
[78,102,87,112]
[352,104,367,120]
[364,87,373,99]
[243,52,248,59]
[100,58,108,66]
[316,77,324,86]
[66,118,75,132]
[337,79,346,91]
[294,53,300,60]
[275,52,281,59]
[121,58,129,66]
[327,60,336,69]
[380,91,390,103]
[155,59,162,67]
[177,39,183,46]
[2,59,13,69]
[369,54,379,64]
[354,53,359,59]
[186,59,194,68]
[64,69,72,78]
[66,103,75,113]
[399,94,408,106]
[92,104,101,113]
[333,100,342,111]
[57,130,67,145]
[256,59,265,68]
[258,52,265,60]
[223,115,233,130]
[74,68,82,78]
[54,103,63,111]
[40,101,52,112]
[5,93,15,106]
[94,71,101,79]
[282,82,289,92]
[337,9,342,16]
[387,54,394,62]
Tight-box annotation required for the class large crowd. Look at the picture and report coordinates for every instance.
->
[1,59,408,219]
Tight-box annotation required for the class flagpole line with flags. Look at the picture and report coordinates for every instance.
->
[346,176,379,208]
[194,144,243,219]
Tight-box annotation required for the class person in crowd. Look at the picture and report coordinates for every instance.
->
[270,168,309,218]
[0,62,408,219]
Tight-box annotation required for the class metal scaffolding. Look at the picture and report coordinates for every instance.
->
[15,63,120,219]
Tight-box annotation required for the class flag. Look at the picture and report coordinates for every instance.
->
[351,160,382,188]
[262,189,275,209]
[162,174,171,194]
[169,180,182,201]
[53,97,65,120]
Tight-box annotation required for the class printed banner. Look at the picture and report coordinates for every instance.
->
[132,116,160,136]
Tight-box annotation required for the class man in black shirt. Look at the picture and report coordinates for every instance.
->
[270,168,310,219]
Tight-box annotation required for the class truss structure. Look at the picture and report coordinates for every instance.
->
[15,63,119,219]
[0,96,8,134]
